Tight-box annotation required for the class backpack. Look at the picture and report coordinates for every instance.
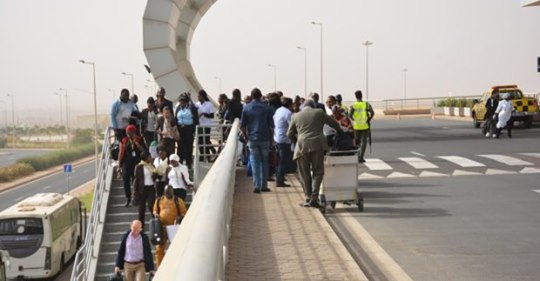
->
[156,196,183,224]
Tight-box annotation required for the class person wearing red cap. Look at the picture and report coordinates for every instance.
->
[119,124,147,206]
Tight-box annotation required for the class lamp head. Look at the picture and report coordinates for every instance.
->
[79,59,85,63]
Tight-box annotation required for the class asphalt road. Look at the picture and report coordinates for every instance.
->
[327,118,540,281]
[0,149,53,168]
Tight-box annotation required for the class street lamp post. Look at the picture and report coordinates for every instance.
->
[80,60,99,175]
[403,68,408,108]
[363,41,373,101]
[108,89,116,103]
[214,76,222,93]
[0,100,6,129]
[54,92,63,126]
[297,46,308,98]
[311,21,324,100]
[121,72,134,95]
[59,88,70,147]
[6,94,15,147]
[267,64,277,92]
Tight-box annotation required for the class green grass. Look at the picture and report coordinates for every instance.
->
[78,190,94,212]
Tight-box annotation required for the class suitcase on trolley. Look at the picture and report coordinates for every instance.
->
[149,217,162,245]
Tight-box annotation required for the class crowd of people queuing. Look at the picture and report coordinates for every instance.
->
[110,85,375,279]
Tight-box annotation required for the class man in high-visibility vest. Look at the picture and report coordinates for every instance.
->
[349,90,374,163]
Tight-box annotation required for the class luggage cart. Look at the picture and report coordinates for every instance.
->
[319,150,363,214]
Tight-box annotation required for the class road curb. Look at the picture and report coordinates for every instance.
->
[0,156,96,193]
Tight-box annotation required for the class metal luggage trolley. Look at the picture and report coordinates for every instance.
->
[319,150,364,214]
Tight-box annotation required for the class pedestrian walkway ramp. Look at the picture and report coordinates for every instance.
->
[226,171,367,281]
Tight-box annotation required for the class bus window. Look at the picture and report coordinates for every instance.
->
[0,219,44,259]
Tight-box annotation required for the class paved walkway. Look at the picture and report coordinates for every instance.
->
[226,169,368,281]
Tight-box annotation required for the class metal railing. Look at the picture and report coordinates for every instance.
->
[193,120,234,186]
[153,119,240,281]
[70,128,114,281]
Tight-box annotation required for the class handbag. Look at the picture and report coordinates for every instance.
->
[108,272,123,281]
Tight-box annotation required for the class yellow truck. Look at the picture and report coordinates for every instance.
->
[471,85,538,128]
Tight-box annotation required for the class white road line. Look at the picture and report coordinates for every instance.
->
[519,153,540,159]
[399,157,438,169]
[386,172,415,178]
[364,158,393,170]
[410,151,425,157]
[419,171,448,177]
[437,156,485,168]
[484,169,516,175]
[477,154,533,166]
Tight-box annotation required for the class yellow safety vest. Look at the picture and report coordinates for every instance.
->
[352,101,369,130]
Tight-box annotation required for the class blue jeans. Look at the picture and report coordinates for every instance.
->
[248,141,270,190]
[275,143,292,184]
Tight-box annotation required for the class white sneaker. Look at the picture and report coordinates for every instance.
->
[485,133,490,137]
[492,135,497,138]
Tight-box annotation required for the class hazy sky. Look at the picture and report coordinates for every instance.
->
[0,0,539,125]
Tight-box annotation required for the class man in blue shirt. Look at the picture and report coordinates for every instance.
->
[111,89,139,142]
[273,97,293,187]
[241,88,274,193]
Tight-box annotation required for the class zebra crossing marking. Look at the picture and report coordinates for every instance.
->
[484,169,516,175]
[364,158,393,170]
[452,170,483,176]
[399,157,438,169]
[520,167,540,174]
[418,171,448,177]
[437,156,485,168]
[358,173,383,180]
[520,153,540,159]
[478,154,533,166]
[386,172,415,178]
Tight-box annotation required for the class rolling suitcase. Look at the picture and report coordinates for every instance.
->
[149,217,162,245]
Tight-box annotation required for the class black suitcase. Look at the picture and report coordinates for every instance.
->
[149,217,162,245]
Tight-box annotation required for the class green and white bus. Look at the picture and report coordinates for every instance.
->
[0,193,84,279]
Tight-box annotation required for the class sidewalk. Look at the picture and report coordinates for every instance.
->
[226,170,368,281]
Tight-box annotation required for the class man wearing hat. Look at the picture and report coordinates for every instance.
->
[119,124,147,206]
[166,154,194,201]
[141,97,159,147]
[156,87,173,114]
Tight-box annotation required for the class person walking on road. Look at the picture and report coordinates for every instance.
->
[153,185,187,267]
[483,92,499,137]
[349,90,374,163]
[494,93,513,139]
[287,99,341,207]
[241,88,275,193]
[119,124,147,207]
[114,220,155,281]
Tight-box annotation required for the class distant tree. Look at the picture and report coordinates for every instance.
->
[71,129,94,145]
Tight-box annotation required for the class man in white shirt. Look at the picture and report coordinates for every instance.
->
[167,154,193,201]
[196,90,217,161]
[273,98,293,187]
